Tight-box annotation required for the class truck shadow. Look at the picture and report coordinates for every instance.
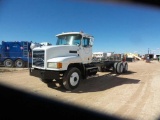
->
[74,76,140,93]
[106,70,137,75]
[47,70,140,93]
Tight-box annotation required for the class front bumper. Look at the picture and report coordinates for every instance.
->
[29,68,61,80]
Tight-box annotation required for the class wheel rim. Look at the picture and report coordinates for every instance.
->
[6,60,12,67]
[16,61,22,67]
[70,72,79,86]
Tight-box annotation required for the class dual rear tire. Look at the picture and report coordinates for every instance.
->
[114,62,128,74]
[4,59,25,68]
[15,59,25,68]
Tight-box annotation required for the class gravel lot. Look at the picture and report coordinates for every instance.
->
[0,60,160,120]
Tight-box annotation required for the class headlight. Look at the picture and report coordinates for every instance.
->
[47,62,62,68]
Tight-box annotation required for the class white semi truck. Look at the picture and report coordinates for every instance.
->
[30,31,128,90]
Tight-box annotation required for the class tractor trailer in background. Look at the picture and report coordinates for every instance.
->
[0,41,51,68]
[30,31,128,90]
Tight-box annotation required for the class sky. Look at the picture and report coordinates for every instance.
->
[1,0,160,55]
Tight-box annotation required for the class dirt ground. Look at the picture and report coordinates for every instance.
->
[0,60,160,120]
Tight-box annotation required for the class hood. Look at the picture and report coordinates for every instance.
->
[33,45,80,59]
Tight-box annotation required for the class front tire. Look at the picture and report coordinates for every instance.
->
[62,67,81,90]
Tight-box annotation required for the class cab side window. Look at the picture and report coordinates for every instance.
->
[82,37,90,47]
[73,39,81,45]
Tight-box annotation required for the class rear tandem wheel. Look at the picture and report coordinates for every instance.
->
[4,59,14,67]
[123,62,128,73]
[15,59,25,68]
[116,62,124,74]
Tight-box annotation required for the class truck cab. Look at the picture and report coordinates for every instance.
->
[30,31,97,90]
[31,31,94,70]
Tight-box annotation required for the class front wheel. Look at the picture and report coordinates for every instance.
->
[62,67,81,90]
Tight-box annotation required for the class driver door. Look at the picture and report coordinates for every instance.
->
[79,37,92,63]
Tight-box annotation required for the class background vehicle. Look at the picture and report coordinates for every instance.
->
[0,41,51,68]
[30,31,128,90]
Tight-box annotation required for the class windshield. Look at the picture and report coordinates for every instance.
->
[56,34,82,45]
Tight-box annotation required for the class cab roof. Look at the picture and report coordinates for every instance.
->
[56,31,93,38]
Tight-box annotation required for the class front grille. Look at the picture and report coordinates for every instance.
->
[33,50,44,67]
